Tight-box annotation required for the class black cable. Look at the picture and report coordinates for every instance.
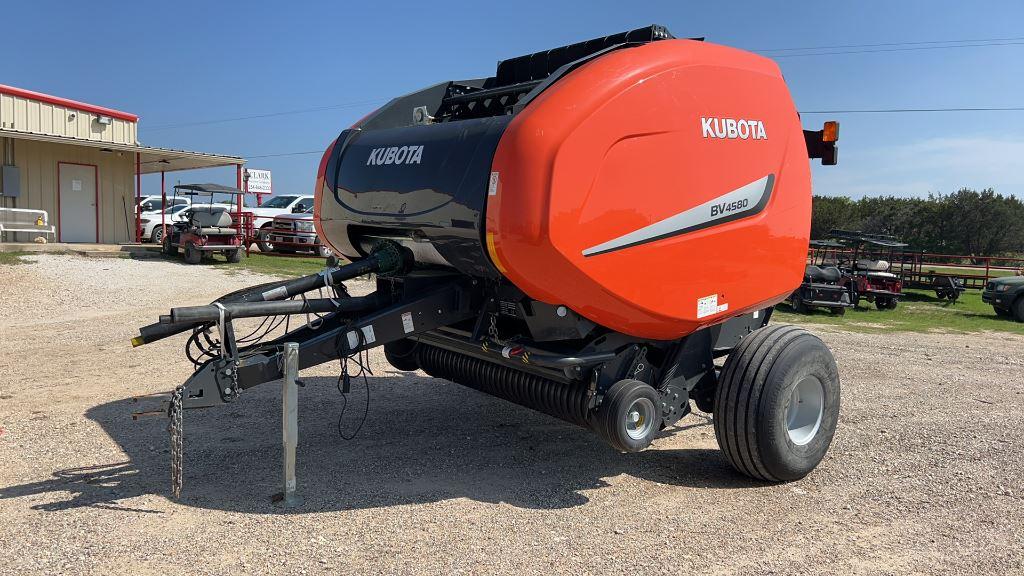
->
[145,98,387,131]
[754,35,1024,53]
[334,320,371,441]
[801,106,1024,114]
[768,40,1024,58]
[137,34,1024,141]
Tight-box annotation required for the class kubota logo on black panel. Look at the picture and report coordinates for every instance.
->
[366,145,424,166]
[701,117,767,140]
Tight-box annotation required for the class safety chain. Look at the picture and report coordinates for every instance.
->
[167,384,185,499]
[228,359,239,397]
[488,312,500,343]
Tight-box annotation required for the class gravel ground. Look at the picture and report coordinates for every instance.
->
[1,254,1022,575]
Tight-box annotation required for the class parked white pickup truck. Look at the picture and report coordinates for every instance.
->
[247,194,314,252]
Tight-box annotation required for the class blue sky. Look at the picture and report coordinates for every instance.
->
[4,1,1023,199]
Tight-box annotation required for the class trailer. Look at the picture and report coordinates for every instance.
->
[134,25,842,495]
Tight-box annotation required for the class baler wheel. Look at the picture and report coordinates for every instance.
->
[227,248,245,263]
[713,325,839,482]
[184,242,202,264]
[595,379,661,452]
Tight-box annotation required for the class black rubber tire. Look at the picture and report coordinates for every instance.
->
[256,225,274,253]
[384,339,420,371]
[830,306,846,316]
[713,324,840,482]
[1014,297,1024,323]
[226,248,244,263]
[791,298,808,314]
[151,226,164,245]
[184,242,202,264]
[595,379,661,453]
[161,235,176,256]
[875,297,898,310]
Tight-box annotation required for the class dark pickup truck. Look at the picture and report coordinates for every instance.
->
[982,276,1024,321]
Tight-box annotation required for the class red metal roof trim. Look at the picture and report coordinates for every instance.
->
[0,84,138,122]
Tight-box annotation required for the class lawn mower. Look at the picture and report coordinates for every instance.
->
[829,229,906,310]
[789,240,857,315]
[160,183,255,264]
[134,25,842,491]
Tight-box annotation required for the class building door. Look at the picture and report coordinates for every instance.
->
[58,163,97,243]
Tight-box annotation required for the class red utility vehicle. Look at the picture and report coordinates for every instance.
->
[160,183,255,264]
[829,230,906,310]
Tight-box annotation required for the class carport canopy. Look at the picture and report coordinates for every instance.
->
[0,128,244,173]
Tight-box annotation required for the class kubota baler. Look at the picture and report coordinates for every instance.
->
[135,25,842,491]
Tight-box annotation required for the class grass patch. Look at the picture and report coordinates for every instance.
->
[0,251,30,265]
[774,288,1024,335]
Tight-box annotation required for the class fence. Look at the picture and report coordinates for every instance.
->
[809,246,1024,290]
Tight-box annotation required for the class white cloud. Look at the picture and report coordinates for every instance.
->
[811,136,1024,199]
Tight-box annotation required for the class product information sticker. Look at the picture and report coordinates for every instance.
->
[488,172,500,196]
[697,294,729,319]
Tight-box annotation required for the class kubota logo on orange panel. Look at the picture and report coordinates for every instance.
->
[701,117,767,140]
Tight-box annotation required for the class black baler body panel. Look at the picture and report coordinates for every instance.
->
[321,116,511,277]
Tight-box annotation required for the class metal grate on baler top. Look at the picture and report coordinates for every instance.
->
[434,25,677,122]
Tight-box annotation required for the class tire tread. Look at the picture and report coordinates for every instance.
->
[714,324,827,482]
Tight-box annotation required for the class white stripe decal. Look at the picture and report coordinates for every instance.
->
[582,174,774,257]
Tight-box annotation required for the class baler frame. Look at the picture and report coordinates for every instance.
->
[143,244,768,430]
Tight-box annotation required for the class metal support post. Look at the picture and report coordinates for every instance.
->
[273,342,303,507]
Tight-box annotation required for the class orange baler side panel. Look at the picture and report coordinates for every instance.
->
[487,40,811,339]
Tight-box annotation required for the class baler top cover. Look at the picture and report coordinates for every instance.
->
[315,25,821,339]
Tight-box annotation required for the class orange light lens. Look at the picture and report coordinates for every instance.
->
[823,121,839,142]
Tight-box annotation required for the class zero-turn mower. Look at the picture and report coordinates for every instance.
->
[789,240,857,315]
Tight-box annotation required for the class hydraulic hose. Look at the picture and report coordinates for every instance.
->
[169,293,384,323]
[132,241,409,347]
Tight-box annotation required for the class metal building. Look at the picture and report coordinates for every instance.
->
[0,84,244,243]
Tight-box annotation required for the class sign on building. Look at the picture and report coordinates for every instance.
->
[245,169,272,194]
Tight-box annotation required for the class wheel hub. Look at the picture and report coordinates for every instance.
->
[625,397,656,440]
[785,376,825,446]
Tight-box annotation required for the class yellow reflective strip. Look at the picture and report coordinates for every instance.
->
[485,232,507,274]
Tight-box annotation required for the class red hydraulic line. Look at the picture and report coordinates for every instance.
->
[236,164,246,254]
[135,153,142,243]
[160,171,166,243]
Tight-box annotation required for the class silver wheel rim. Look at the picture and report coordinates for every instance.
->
[786,377,825,446]
[625,397,656,440]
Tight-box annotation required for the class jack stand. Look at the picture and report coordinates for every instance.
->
[272,342,303,508]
